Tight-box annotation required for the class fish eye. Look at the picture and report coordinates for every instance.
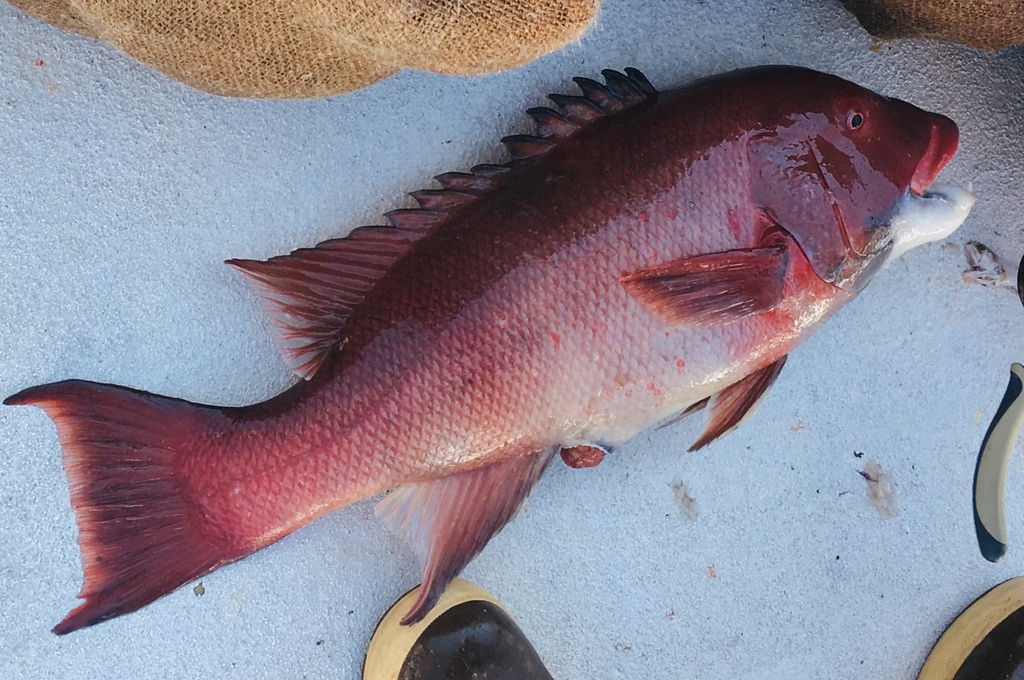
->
[846,110,865,130]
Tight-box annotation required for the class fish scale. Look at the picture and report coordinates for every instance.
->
[5,65,968,633]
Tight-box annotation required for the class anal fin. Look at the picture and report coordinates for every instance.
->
[689,356,788,451]
[376,448,557,625]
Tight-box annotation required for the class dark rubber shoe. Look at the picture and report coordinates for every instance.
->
[363,579,554,680]
[919,576,1024,679]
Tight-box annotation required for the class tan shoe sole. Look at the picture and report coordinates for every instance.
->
[362,579,503,680]
[919,576,1024,679]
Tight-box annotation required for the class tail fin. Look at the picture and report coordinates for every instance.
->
[5,380,238,634]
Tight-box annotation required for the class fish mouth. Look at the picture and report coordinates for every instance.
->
[883,113,971,264]
[910,114,959,196]
[884,182,976,263]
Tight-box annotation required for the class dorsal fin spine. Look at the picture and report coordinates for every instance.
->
[470,164,511,177]
[624,68,657,96]
[384,209,445,231]
[601,69,644,101]
[548,94,603,124]
[411,189,477,210]
[501,134,556,160]
[571,77,621,111]
[525,107,577,138]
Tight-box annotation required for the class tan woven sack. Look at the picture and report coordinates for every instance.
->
[8,0,600,98]
[841,0,1024,50]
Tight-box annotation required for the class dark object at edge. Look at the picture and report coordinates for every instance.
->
[398,600,554,680]
[1016,252,1024,307]
[973,364,1024,562]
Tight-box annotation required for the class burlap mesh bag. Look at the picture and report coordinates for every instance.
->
[8,0,600,98]
[841,0,1024,50]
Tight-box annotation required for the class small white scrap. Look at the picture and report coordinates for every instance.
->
[861,459,899,519]
[962,241,1008,288]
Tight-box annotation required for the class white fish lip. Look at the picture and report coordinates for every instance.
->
[884,182,976,263]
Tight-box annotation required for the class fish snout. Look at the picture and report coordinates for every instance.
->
[911,114,959,196]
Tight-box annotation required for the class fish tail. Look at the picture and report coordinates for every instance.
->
[5,379,237,635]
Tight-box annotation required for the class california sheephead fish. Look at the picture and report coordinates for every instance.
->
[6,66,973,634]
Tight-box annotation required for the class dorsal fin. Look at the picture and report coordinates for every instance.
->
[228,227,422,379]
[501,67,658,159]
[231,69,657,379]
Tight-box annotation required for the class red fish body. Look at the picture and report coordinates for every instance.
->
[6,66,967,634]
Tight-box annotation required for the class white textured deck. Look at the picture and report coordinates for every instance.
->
[1,1,1023,677]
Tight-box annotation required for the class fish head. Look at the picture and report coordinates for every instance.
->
[747,68,970,292]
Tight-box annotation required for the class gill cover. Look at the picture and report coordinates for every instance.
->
[747,77,958,291]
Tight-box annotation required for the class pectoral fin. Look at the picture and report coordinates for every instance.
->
[689,356,788,451]
[376,447,556,625]
[622,245,789,325]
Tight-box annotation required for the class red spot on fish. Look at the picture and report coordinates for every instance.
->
[726,208,742,239]
[666,207,678,220]
[550,332,561,347]
[647,383,661,397]
[667,609,676,620]
[33,59,44,67]
[707,564,717,579]
[675,358,685,370]
[637,211,649,223]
